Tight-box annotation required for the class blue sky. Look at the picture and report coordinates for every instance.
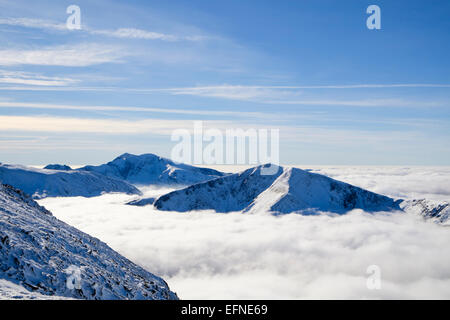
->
[0,0,449,165]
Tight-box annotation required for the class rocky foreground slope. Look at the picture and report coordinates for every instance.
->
[0,183,177,300]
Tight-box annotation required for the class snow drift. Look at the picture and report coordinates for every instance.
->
[0,164,141,199]
[0,183,177,300]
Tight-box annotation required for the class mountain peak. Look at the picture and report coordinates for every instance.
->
[43,164,72,171]
[79,153,225,185]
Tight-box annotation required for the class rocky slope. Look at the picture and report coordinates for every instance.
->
[0,183,177,300]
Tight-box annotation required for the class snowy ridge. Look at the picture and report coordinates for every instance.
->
[0,279,75,300]
[43,164,72,171]
[154,165,400,214]
[401,199,450,225]
[154,164,284,212]
[248,167,400,214]
[78,153,225,185]
[0,164,141,199]
[243,167,291,214]
[0,184,178,300]
[127,197,156,207]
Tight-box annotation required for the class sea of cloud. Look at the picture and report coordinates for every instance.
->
[38,166,450,299]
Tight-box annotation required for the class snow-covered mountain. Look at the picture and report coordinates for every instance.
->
[0,183,177,300]
[154,165,400,214]
[127,197,156,207]
[78,153,225,185]
[0,164,141,199]
[400,199,450,225]
[43,164,72,171]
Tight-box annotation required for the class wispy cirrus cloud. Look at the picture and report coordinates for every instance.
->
[0,17,204,42]
[0,17,66,31]
[0,43,125,66]
[0,115,431,143]
[0,70,79,86]
[0,84,447,107]
[0,101,276,120]
[0,115,188,134]
[161,85,449,107]
[91,28,205,41]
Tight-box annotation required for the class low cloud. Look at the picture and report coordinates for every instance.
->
[307,166,450,202]
[39,170,450,299]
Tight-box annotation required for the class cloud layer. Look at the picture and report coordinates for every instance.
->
[39,168,450,299]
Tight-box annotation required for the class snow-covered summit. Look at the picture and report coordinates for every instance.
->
[0,183,177,300]
[154,165,400,214]
[43,164,72,171]
[0,163,141,199]
[78,153,225,185]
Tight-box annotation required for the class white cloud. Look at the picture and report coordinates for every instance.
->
[0,70,79,86]
[0,17,66,31]
[0,115,444,161]
[0,115,188,134]
[153,85,449,107]
[167,85,302,101]
[306,166,450,202]
[0,44,125,66]
[0,17,203,42]
[38,169,450,299]
[264,98,445,107]
[0,85,447,109]
[91,28,179,41]
[0,101,275,119]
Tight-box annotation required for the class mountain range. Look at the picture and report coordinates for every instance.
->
[0,183,177,300]
[0,153,448,225]
[77,153,225,185]
[0,154,448,299]
[0,153,225,199]
[0,164,140,199]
